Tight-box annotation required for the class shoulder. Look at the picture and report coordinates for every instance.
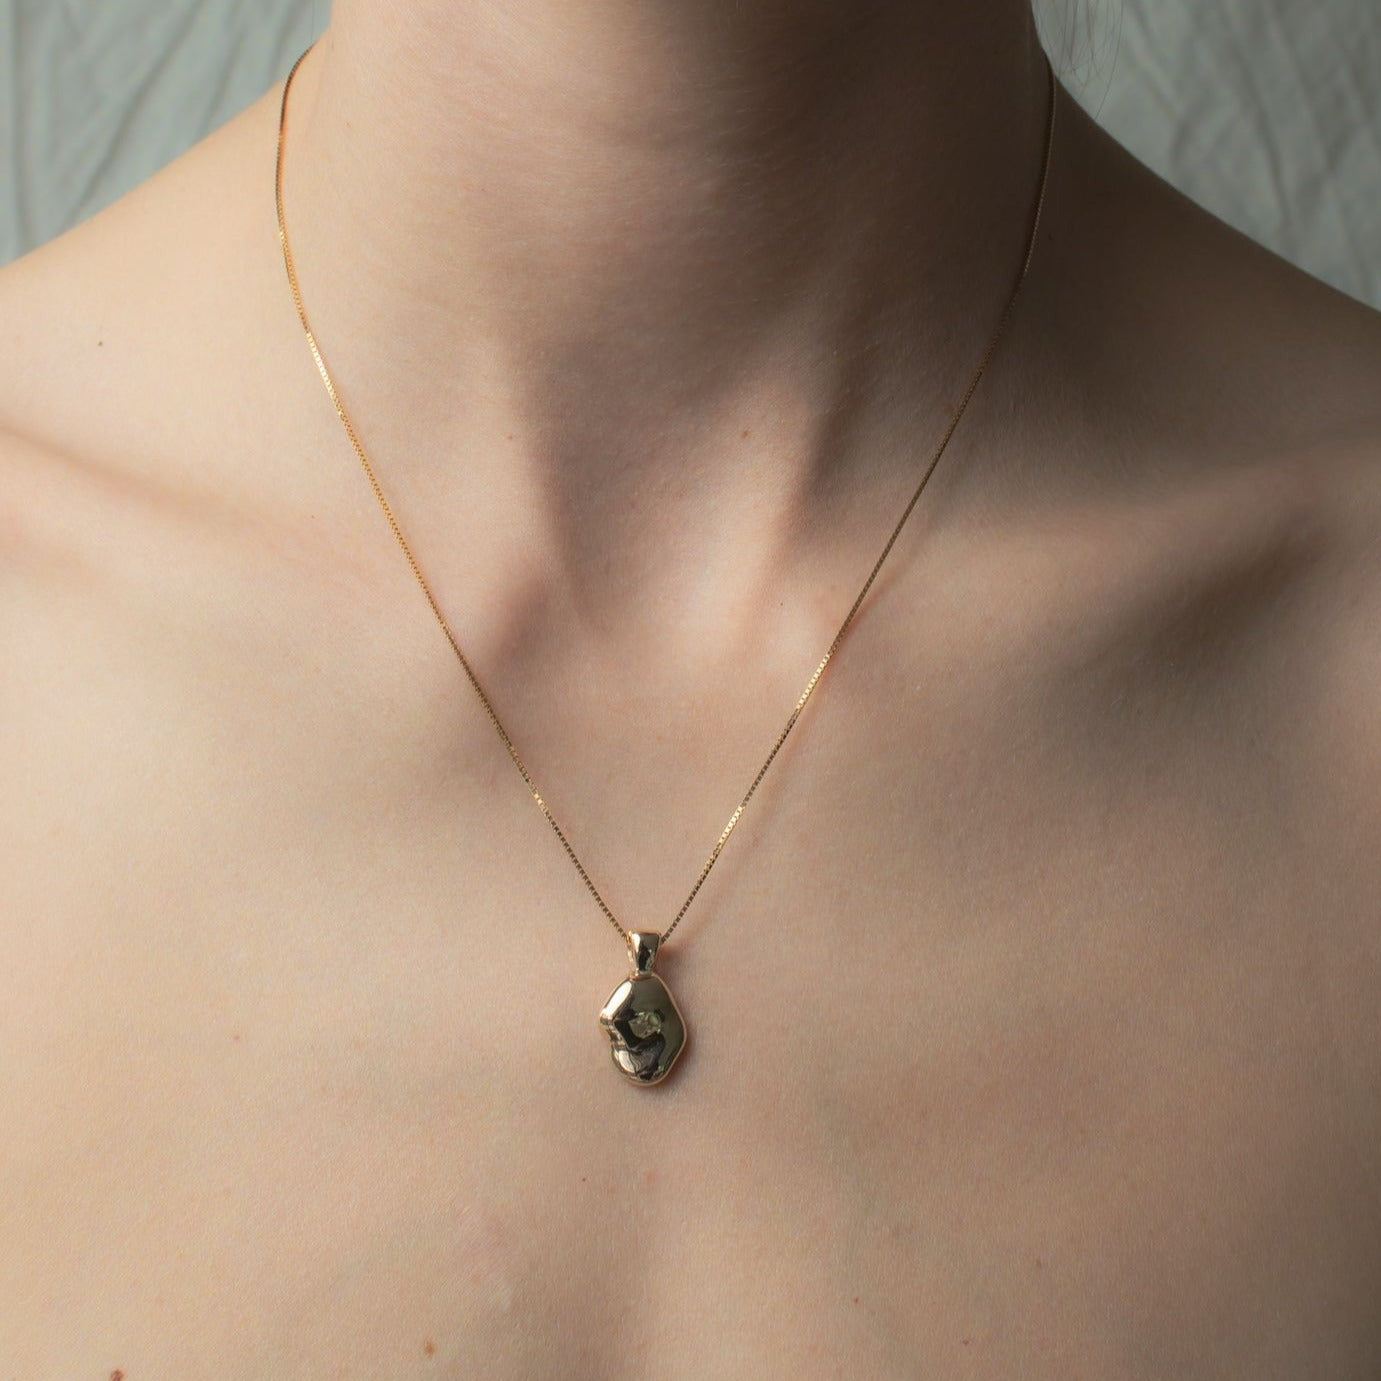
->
[0,70,368,663]
[0,132,326,883]
[1003,95,1381,906]
[1034,94,1381,665]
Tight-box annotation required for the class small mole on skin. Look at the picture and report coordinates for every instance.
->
[110,1371,125,1380]
[97,340,104,348]
[232,1033,242,1042]
[853,1296,859,1304]
[423,1338,436,1357]
[741,429,750,439]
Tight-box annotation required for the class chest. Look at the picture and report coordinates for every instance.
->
[4,545,1380,1380]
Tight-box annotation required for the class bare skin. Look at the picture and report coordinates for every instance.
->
[2,2,1381,1376]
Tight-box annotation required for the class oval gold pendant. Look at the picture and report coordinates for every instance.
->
[599,931,687,1085]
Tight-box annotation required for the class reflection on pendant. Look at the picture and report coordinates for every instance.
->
[599,931,687,1085]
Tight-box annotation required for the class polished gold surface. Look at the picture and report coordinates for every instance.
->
[273,44,1057,1081]
[599,932,687,1086]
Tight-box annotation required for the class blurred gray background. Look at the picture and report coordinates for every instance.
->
[1,0,1378,306]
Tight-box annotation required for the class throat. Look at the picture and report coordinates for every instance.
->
[273,0,1055,517]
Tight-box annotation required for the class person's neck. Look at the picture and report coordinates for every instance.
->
[277,1,1053,639]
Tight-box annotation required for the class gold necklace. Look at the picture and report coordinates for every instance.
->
[274,40,1058,1087]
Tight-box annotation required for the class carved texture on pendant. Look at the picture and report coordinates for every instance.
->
[599,931,686,1085]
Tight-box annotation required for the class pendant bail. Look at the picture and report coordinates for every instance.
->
[627,930,661,974]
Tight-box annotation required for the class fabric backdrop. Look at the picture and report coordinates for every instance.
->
[1,0,1378,307]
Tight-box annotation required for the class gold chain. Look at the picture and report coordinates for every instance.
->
[274,41,1058,952]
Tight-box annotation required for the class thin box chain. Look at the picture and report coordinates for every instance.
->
[272,42,1059,954]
